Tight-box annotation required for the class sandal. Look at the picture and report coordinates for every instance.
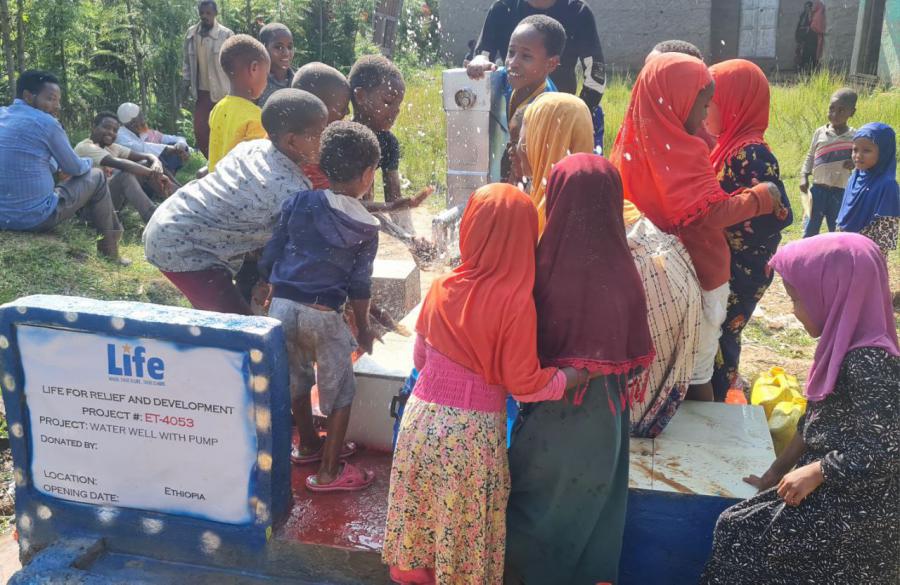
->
[291,441,358,465]
[306,462,374,493]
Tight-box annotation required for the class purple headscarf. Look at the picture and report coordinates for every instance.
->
[769,232,899,401]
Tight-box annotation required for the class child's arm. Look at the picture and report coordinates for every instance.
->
[745,430,806,491]
[818,364,899,485]
[413,334,426,371]
[701,183,782,229]
[383,169,403,206]
[778,365,898,506]
[466,55,497,79]
[799,128,819,193]
[348,235,381,354]
[363,186,434,213]
[734,146,794,230]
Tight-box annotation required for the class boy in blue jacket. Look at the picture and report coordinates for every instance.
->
[260,121,381,493]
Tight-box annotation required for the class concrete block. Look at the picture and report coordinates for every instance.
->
[370,259,420,321]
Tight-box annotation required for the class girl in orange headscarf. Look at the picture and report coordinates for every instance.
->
[382,183,589,585]
[610,52,785,401]
[707,59,793,401]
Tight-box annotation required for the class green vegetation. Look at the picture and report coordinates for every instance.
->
[0,71,897,328]
[0,0,430,133]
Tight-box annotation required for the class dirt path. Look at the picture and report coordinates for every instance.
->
[740,274,815,387]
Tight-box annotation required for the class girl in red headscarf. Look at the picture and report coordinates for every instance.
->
[382,183,590,585]
[610,52,785,401]
[706,59,794,401]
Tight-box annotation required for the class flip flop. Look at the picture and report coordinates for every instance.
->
[291,441,358,465]
[306,462,374,493]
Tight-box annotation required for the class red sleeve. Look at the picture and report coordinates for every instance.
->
[701,183,775,229]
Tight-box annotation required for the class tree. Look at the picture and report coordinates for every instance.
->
[124,0,148,110]
[15,0,24,73]
[2,0,431,137]
[0,0,15,101]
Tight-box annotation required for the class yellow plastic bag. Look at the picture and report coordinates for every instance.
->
[769,401,805,455]
[751,367,807,455]
[751,367,801,418]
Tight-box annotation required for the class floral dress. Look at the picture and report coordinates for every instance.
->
[711,144,793,400]
[859,216,900,258]
[701,347,900,584]
[383,338,511,584]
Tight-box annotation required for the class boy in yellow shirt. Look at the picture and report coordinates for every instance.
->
[207,34,270,170]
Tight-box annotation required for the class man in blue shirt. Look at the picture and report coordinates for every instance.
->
[0,70,128,264]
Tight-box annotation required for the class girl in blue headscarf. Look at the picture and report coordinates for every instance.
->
[837,123,900,257]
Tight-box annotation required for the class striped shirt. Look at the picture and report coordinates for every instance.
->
[801,124,856,189]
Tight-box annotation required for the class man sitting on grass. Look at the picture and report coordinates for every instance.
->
[75,112,172,222]
[115,102,191,178]
[0,70,128,264]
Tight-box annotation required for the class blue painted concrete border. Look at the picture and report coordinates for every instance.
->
[620,488,737,584]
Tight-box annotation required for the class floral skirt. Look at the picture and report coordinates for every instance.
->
[382,395,509,585]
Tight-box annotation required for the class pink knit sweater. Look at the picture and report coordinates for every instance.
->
[412,334,565,413]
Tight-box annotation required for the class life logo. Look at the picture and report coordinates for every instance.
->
[106,343,165,383]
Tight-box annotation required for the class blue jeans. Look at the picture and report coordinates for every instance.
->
[592,104,605,153]
[803,184,844,237]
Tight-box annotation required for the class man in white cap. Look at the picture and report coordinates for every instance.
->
[115,102,190,176]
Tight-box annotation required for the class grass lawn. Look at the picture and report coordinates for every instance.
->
[1,70,897,346]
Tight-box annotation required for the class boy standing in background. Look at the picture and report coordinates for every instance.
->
[800,88,857,237]
[256,23,296,107]
[207,34,270,171]
[467,14,565,183]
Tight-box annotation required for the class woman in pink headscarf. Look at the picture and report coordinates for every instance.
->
[701,232,899,585]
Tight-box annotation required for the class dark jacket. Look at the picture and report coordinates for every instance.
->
[260,189,379,311]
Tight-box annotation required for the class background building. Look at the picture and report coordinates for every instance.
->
[440,0,898,85]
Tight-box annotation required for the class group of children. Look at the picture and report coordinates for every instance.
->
[140,20,447,492]
[801,87,900,258]
[381,26,898,585]
[26,8,896,584]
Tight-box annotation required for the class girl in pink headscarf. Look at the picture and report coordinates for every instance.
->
[701,232,899,585]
